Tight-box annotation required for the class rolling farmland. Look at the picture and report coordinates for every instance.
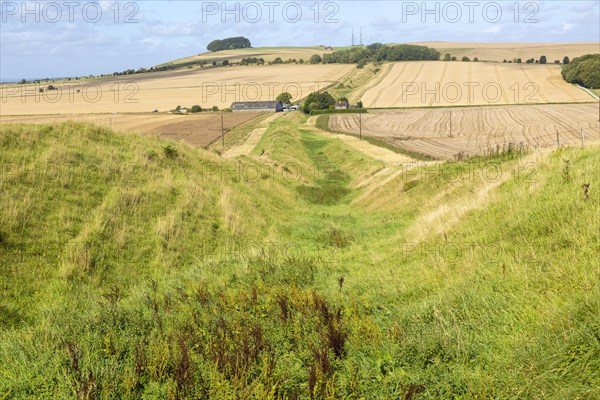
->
[360,61,594,108]
[0,112,260,147]
[0,64,353,115]
[329,103,600,159]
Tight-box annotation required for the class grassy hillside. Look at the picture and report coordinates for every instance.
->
[1,116,598,398]
[156,47,335,69]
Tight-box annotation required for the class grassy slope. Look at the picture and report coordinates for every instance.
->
[0,117,598,398]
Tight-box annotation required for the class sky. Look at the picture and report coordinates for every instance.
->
[0,0,599,80]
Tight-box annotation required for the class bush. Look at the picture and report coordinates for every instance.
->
[516,58,522,63]
[563,56,570,65]
[191,105,202,113]
[462,56,470,62]
[212,106,219,111]
[298,59,305,64]
[309,54,322,64]
[273,57,283,64]
[356,100,363,108]
[222,60,229,66]
[444,53,452,61]
[539,55,547,64]
[162,145,178,160]
[473,57,479,62]
[451,56,457,61]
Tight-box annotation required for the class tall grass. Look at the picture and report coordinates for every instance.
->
[0,120,598,398]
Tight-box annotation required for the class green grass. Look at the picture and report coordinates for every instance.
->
[1,118,599,399]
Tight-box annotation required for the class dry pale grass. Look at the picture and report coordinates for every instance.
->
[0,64,353,115]
[413,41,600,62]
[330,103,600,159]
[361,61,594,108]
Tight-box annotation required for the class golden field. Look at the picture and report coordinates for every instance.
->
[359,61,595,108]
[0,64,353,115]
[329,103,600,159]
[414,41,600,62]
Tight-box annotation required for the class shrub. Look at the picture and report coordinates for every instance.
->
[444,53,452,61]
[163,145,178,159]
[309,54,322,64]
[539,55,547,64]
[190,105,202,113]
[462,56,470,62]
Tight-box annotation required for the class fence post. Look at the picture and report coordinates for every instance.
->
[581,127,585,148]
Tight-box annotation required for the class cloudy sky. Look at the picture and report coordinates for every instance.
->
[1,0,599,80]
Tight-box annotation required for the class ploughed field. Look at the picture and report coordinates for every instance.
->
[0,112,260,147]
[329,103,600,159]
[360,61,594,108]
[0,64,353,115]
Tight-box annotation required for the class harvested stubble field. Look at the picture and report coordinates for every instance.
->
[0,112,260,147]
[360,61,594,108]
[0,64,353,115]
[414,41,600,63]
[329,103,600,159]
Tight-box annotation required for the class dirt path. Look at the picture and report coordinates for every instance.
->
[223,113,282,158]
[307,116,417,166]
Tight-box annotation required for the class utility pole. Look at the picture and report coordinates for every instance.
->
[581,127,585,147]
[556,131,560,149]
[221,115,225,147]
[449,110,452,138]
[359,113,362,140]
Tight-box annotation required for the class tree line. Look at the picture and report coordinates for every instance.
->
[318,44,440,67]
[562,54,600,89]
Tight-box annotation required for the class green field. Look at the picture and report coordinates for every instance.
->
[1,114,599,398]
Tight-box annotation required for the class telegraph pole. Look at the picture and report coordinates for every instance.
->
[359,113,362,140]
[449,110,452,138]
[221,115,225,147]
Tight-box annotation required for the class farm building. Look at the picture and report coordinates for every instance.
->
[335,102,349,110]
[231,101,283,112]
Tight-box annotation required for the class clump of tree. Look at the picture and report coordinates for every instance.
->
[276,92,293,104]
[309,54,322,64]
[462,56,470,62]
[539,55,547,64]
[321,44,440,67]
[444,53,452,61]
[303,91,336,114]
[240,57,265,65]
[563,56,570,65]
[207,37,251,52]
[191,105,202,113]
[561,54,600,89]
